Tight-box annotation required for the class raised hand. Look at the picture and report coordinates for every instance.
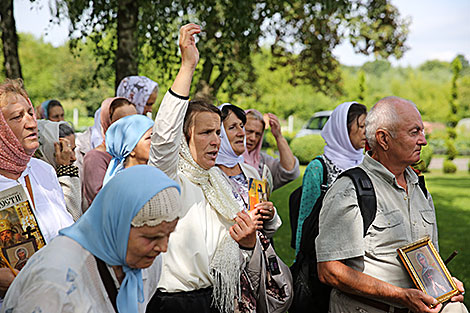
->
[179,23,201,72]
[266,113,282,139]
[172,23,201,97]
[54,138,73,166]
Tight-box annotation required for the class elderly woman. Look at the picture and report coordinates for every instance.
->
[146,24,256,313]
[0,79,73,296]
[35,120,82,221]
[215,103,281,235]
[242,110,300,191]
[39,99,65,122]
[82,97,136,207]
[117,76,158,115]
[2,165,181,312]
[103,114,154,185]
[295,102,367,254]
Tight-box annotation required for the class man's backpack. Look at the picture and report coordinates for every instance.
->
[288,159,377,313]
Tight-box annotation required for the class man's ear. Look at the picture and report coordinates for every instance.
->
[375,129,389,151]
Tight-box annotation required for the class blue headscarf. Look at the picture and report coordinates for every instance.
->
[40,100,52,119]
[103,115,154,185]
[60,165,180,313]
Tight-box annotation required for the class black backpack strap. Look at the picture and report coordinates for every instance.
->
[338,167,376,236]
[418,175,428,198]
[317,157,328,192]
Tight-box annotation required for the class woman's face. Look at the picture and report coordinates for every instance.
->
[244,117,264,153]
[126,219,178,269]
[1,95,38,155]
[188,111,221,170]
[223,112,245,156]
[143,90,158,115]
[48,105,65,122]
[349,114,367,150]
[129,128,152,166]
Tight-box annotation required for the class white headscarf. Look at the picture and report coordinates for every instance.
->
[36,120,70,169]
[215,103,245,168]
[90,108,103,149]
[321,101,364,170]
[116,76,158,114]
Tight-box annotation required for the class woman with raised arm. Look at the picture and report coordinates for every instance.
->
[146,24,257,313]
[243,110,300,190]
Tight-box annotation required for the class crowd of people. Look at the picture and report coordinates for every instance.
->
[0,23,467,313]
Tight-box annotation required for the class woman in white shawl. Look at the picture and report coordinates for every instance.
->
[35,120,82,221]
[294,102,367,255]
[146,24,256,313]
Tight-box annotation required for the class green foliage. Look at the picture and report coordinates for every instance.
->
[443,159,457,173]
[445,139,458,160]
[289,135,325,165]
[49,0,409,99]
[420,145,434,172]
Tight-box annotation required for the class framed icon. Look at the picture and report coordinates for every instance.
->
[397,237,459,304]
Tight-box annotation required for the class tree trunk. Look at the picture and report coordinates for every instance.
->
[115,0,139,91]
[0,0,23,79]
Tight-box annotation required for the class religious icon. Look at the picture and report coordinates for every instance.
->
[397,236,459,304]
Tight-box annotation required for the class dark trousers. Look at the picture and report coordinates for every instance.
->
[146,287,221,313]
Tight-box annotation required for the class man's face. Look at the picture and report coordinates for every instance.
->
[188,112,221,170]
[0,230,12,242]
[387,102,427,167]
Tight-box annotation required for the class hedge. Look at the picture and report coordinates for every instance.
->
[290,134,325,165]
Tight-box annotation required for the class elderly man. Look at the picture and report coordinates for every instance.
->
[316,97,466,313]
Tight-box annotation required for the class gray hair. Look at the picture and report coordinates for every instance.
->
[365,96,418,150]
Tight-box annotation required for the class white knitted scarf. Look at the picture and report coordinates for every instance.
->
[178,139,241,313]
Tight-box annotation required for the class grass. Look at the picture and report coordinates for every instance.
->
[271,167,470,307]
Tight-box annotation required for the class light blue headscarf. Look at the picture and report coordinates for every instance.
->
[60,165,180,313]
[103,115,154,185]
[40,100,52,119]
[215,103,245,168]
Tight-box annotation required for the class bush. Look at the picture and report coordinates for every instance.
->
[290,135,325,165]
[443,159,457,174]
[420,145,434,172]
[445,139,458,160]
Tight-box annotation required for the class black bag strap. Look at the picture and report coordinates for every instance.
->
[338,167,377,236]
[95,256,118,313]
[418,175,428,198]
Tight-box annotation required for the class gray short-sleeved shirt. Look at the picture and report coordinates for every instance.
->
[316,153,438,289]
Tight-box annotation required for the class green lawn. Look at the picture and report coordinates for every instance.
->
[271,167,470,307]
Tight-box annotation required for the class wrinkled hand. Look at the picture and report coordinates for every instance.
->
[266,113,282,139]
[254,201,275,221]
[0,268,18,293]
[179,23,200,71]
[400,288,442,313]
[450,277,465,302]
[248,209,264,230]
[54,138,73,166]
[230,211,257,249]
